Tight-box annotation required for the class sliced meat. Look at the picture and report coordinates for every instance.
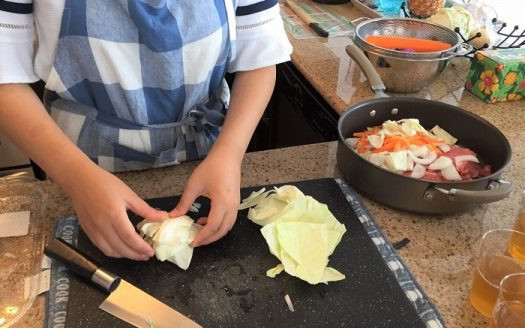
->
[421,170,444,182]
[479,165,492,177]
[457,161,480,180]
[442,145,476,159]
[443,145,492,180]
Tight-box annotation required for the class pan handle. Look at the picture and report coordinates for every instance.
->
[433,179,513,204]
[345,43,388,98]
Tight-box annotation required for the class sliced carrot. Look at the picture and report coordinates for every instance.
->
[365,35,452,53]
[352,125,448,156]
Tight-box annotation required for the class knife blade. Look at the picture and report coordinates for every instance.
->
[44,238,202,328]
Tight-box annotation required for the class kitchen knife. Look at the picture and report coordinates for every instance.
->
[285,0,329,37]
[44,238,202,328]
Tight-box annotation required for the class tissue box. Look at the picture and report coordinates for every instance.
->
[465,48,525,104]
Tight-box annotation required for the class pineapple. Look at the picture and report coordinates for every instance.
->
[407,0,446,18]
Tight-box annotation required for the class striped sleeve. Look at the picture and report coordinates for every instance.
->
[0,0,38,83]
[228,0,293,73]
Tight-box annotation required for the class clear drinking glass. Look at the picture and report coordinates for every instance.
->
[469,229,525,317]
[509,191,525,263]
[491,273,525,327]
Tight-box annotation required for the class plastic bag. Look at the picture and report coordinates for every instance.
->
[447,0,499,48]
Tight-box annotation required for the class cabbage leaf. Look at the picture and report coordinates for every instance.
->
[138,216,202,270]
[242,186,346,284]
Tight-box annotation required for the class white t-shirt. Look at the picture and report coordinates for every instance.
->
[0,0,293,84]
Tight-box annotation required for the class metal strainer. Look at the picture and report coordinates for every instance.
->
[346,18,472,92]
[353,18,462,60]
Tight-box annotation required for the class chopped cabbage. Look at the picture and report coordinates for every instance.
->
[399,119,428,136]
[266,264,285,278]
[367,134,384,148]
[137,216,202,270]
[345,137,360,147]
[240,185,305,226]
[369,153,386,167]
[431,125,458,145]
[427,7,473,39]
[385,150,409,172]
[241,186,346,284]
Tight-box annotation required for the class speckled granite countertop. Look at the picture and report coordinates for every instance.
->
[6,2,525,328]
[283,2,525,327]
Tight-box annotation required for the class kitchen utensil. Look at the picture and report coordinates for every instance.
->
[468,229,525,317]
[53,179,441,327]
[285,0,330,37]
[337,44,512,214]
[44,238,201,328]
[353,18,461,59]
[348,18,472,92]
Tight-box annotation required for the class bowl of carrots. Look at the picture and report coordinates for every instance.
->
[348,18,472,93]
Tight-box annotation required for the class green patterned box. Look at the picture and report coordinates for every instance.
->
[465,48,525,103]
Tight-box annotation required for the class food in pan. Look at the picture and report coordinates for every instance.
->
[138,216,202,270]
[345,119,491,181]
[239,185,347,285]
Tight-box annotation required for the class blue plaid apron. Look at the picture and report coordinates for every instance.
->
[43,0,237,172]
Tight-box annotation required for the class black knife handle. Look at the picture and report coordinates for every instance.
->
[309,22,329,38]
[44,238,121,293]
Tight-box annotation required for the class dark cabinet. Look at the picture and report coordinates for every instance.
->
[248,62,339,152]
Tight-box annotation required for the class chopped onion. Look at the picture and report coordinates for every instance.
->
[428,156,453,170]
[284,294,295,312]
[441,165,462,181]
[454,155,479,166]
[409,145,428,158]
[409,151,437,165]
[437,144,451,153]
[410,163,426,179]
[406,156,414,171]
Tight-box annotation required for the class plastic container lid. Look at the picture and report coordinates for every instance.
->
[0,177,46,327]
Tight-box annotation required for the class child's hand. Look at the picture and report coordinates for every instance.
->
[169,152,241,247]
[66,166,168,260]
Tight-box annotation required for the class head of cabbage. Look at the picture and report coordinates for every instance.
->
[138,216,202,270]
